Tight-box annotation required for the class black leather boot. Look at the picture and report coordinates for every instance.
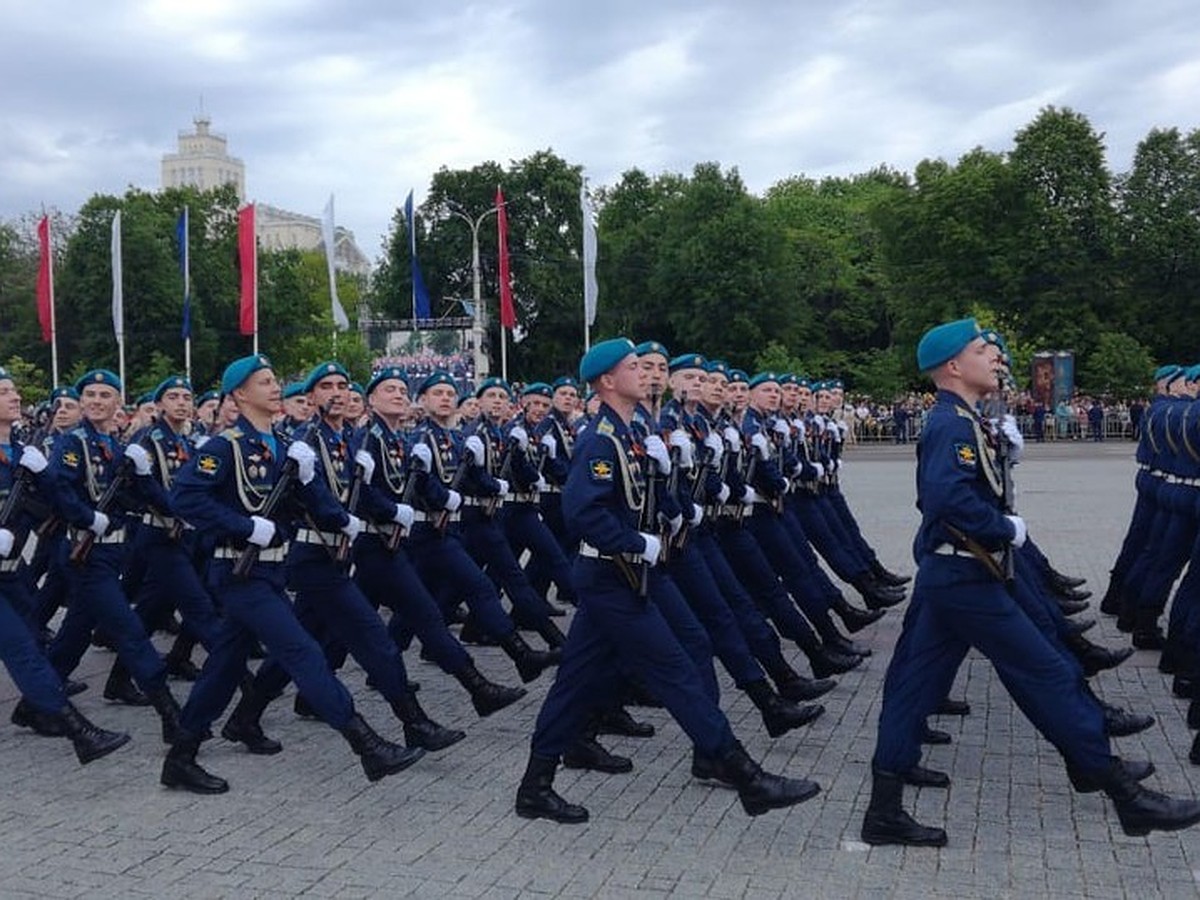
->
[717,741,820,816]
[692,749,736,786]
[596,707,655,738]
[744,679,824,738]
[1048,567,1086,590]
[64,679,88,697]
[764,657,837,702]
[1159,639,1193,675]
[145,683,183,744]
[933,698,970,716]
[861,769,948,846]
[294,693,319,719]
[453,662,527,717]
[1101,702,1154,737]
[901,765,950,788]
[458,616,499,646]
[1132,609,1166,650]
[500,631,560,683]
[535,617,567,649]
[161,737,229,794]
[12,699,67,736]
[869,559,911,587]
[1099,579,1124,616]
[830,596,887,633]
[164,634,201,681]
[103,661,149,706]
[1057,598,1091,617]
[1191,731,1200,765]
[852,574,906,610]
[1101,758,1200,836]
[58,703,131,765]
[1067,757,1154,793]
[340,713,424,782]
[221,684,283,755]
[806,643,864,679]
[515,754,589,823]
[1066,633,1134,677]
[921,723,952,745]
[390,689,465,752]
[563,735,633,773]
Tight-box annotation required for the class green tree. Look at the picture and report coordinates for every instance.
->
[1078,331,1155,398]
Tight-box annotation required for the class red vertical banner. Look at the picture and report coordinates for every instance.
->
[496,187,516,330]
[36,215,53,342]
[238,203,257,337]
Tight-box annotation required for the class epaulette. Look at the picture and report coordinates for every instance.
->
[595,416,615,437]
[220,427,244,440]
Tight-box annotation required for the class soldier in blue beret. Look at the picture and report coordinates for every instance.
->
[862,320,1200,846]
[516,337,820,824]
[0,366,132,764]
[161,354,424,793]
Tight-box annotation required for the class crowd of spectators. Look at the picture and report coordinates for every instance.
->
[373,350,476,396]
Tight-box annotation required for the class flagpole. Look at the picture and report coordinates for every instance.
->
[118,336,126,404]
[501,328,508,382]
[44,212,59,386]
[252,230,259,357]
[182,206,192,382]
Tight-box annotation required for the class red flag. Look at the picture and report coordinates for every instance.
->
[496,187,516,330]
[238,204,257,337]
[36,216,53,343]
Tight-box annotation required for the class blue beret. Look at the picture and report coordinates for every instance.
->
[814,380,834,393]
[916,318,983,372]
[281,382,305,399]
[635,340,669,359]
[581,337,637,383]
[153,375,192,403]
[475,376,512,399]
[50,385,79,403]
[457,391,476,407]
[830,378,844,389]
[76,369,123,394]
[349,382,365,397]
[552,376,579,392]
[778,373,796,386]
[748,372,780,389]
[522,382,553,398]
[1167,367,1188,385]
[704,360,729,378]
[0,368,12,386]
[668,353,706,374]
[303,361,350,393]
[134,391,155,406]
[366,366,408,396]
[1186,365,1200,384]
[728,369,749,385]
[220,355,272,395]
[197,389,219,406]
[416,371,457,397]
[1154,365,1180,382]
[795,377,811,389]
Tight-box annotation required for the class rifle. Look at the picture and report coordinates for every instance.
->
[484,432,515,517]
[335,429,374,567]
[386,460,421,553]
[634,392,661,597]
[0,464,32,531]
[69,456,135,568]
[435,439,473,534]
[994,378,1017,586]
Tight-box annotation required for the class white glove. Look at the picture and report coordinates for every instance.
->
[89,510,110,537]
[540,432,557,459]
[668,429,694,469]
[340,514,364,542]
[18,445,48,474]
[393,503,415,531]
[791,418,806,440]
[535,475,549,492]
[715,483,731,504]
[509,426,529,451]
[810,416,825,433]
[287,441,317,485]
[125,444,152,476]
[687,504,704,527]
[353,449,376,483]
[772,419,791,438]
[741,486,760,505]
[465,435,486,467]
[495,478,510,496]
[639,532,662,566]
[722,426,741,450]
[703,432,724,465]
[644,435,671,475]
[444,489,463,512]
[1006,515,1027,548]
[661,513,683,538]
[750,432,770,460]
[837,421,849,437]
[248,515,275,547]
[1000,414,1025,460]
[411,443,433,472]
[812,462,825,478]
[0,529,14,558]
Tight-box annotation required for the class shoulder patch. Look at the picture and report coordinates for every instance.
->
[220,427,244,440]
[62,450,80,468]
[196,454,221,475]
[953,442,977,468]
[596,417,615,436]
[589,458,614,481]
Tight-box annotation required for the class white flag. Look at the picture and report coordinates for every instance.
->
[322,194,350,331]
[581,184,599,327]
[111,210,123,339]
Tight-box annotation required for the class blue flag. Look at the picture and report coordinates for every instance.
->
[404,190,431,321]
[177,207,191,340]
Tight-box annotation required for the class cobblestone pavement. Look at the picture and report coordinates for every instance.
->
[2,442,1200,898]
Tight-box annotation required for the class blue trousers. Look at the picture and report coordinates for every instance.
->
[461,511,558,624]
[824,486,882,567]
[178,561,354,736]
[872,556,1112,777]
[1128,482,1198,613]
[530,557,736,759]
[1110,470,1161,588]
[407,525,517,641]
[47,545,166,690]
[0,578,66,714]
[745,507,835,622]
[790,492,869,582]
[128,531,223,650]
[502,503,578,605]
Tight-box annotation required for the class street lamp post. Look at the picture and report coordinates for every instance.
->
[444,201,499,381]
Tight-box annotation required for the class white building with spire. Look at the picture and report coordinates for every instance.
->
[160,115,370,276]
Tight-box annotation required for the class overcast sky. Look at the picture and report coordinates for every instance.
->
[2,0,1198,261]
